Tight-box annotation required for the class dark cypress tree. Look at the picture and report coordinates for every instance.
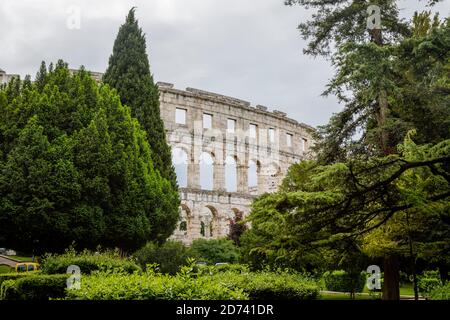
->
[103,8,178,190]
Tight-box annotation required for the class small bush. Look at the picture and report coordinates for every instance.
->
[191,238,240,264]
[133,241,193,275]
[418,270,442,297]
[41,248,140,275]
[323,270,366,294]
[1,274,68,300]
[428,282,450,300]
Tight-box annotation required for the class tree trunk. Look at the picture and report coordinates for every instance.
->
[382,255,400,300]
[438,264,449,284]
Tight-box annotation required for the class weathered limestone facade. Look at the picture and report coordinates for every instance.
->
[158,83,315,244]
[0,69,19,85]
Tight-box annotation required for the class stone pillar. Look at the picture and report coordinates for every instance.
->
[187,162,200,189]
[237,164,248,193]
[214,162,225,191]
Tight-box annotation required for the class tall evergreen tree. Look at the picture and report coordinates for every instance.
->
[0,61,179,253]
[103,8,178,191]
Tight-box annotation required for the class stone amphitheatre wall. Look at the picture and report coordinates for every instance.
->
[157,82,315,244]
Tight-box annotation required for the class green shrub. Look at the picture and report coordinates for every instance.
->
[0,272,38,288]
[133,241,193,275]
[214,264,249,273]
[66,269,247,300]
[418,270,442,297]
[428,282,450,300]
[323,270,366,294]
[1,274,68,300]
[191,238,240,264]
[41,248,140,275]
[211,270,319,300]
[64,261,319,301]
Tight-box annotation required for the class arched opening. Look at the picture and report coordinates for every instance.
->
[171,204,192,243]
[200,206,218,238]
[172,148,188,188]
[248,160,259,189]
[225,156,237,192]
[199,152,214,190]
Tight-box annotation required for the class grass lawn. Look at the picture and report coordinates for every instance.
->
[320,283,419,300]
[0,265,13,274]
[399,283,416,296]
[320,292,381,300]
[8,255,34,262]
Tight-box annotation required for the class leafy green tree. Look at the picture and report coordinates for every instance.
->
[286,0,448,299]
[0,61,178,253]
[103,8,178,192]
[242,133,449,298]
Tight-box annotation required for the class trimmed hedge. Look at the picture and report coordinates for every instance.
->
[1,274,68,300]
[0,272,38,288]
[65,266,319,300]
[323,270,366,293]
[215,271,319,300]
[66,270,247,300]
[41,249,140,275]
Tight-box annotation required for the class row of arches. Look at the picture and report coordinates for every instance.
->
[172,204,245,243]
[172,148,279,192]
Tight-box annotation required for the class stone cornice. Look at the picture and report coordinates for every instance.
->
[157,82,316,133]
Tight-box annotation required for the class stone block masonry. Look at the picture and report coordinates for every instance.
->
[158,83,315,245]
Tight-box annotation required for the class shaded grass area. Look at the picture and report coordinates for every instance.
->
[320,292,380,300]
[8,256,34,262]
[0,265,13,274]
[321,283,419,300]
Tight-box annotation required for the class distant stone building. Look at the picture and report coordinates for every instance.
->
[1,67,315,245]
[0,69,19,85]
[157,83,315,244]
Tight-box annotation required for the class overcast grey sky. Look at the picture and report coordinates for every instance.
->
[0,0,448,127]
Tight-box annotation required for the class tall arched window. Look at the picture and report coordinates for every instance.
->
[248,160,258,188]
[172,148,188,188]
[200,206,218,238]
[199,152,214,190]
[225,156,237,192]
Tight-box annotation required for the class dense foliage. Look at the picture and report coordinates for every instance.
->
[65,263,319,300]
[41,248,141,275]
[133,241,193,275]
[428,282,450,300]
[0,61,178,253]
[322,270,366,295]
[0,274,68,300]
[191,238,241,264]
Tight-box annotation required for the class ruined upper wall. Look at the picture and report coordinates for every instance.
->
[157,82,315,160]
